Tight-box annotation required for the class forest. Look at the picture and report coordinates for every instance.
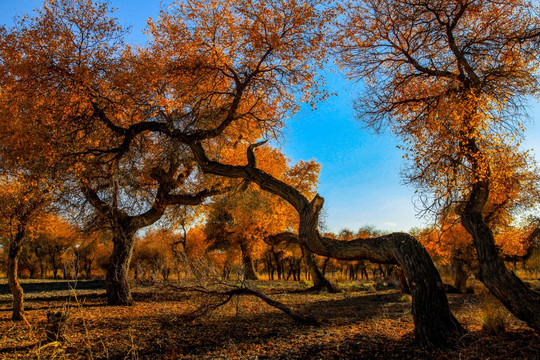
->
[0,0,539,358]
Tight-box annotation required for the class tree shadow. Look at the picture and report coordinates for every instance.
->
[0,280,106,295]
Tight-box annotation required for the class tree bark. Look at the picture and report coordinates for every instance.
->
[106,225,135,306]
[301,244,337,292]
[239,239,258,280]
[461,183,540,332]
[190,141,464,346]
[8,232,25,321]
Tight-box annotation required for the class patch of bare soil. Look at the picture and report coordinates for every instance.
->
[0,280,538,359]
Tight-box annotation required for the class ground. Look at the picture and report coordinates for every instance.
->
[0,279,538,359]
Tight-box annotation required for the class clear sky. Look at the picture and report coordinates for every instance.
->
[3,0,540,233]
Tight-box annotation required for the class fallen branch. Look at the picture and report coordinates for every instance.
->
[169,284,319,326]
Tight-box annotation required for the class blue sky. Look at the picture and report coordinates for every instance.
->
[3,0,540,233]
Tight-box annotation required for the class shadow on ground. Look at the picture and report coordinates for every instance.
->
[0,279,105,295]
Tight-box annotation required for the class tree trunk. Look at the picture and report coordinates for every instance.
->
[461,209,540,332]
[452,256,468,293]
[239,239,258,280]
[301,244,337,292]
[8,233,25,321]
[106,228,135,306]
[272,249,283,280]
[39,260,46,279]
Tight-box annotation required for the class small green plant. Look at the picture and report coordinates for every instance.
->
[298,279,312,287]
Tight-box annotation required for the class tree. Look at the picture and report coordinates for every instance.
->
[73,230,110,280]
[133,228,178,282]
[34,213,79,280]
[0,174,50,320]
[205,193,263,280]
[337,0,540,332]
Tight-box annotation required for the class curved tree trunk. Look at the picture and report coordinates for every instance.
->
[457,157,540,332]
[461,190,540,332]
[299,197,463,346]
[239,239,259,280]
[8,232,25,321]
[301,244,337,292]
[106,227,135,306]
[463,218,540,331]
[189,141,465,346]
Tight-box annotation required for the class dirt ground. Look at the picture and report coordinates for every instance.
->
[0,279,538,359]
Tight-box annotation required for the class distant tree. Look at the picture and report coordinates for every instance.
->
[34,214,79,280]
[205,193,262,280]
[73,230,110,280]
[205,144,335,290]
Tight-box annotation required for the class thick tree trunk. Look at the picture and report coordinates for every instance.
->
[8,233,24,321]
[239,239,258,280]
[458,170,540,333]
[302,225,463,346]
[301,244,337,292]
[461,209,540,332]
[106,228,135,306]
[299,197,463,346]
[81,167,219,306]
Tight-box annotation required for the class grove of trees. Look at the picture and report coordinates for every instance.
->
[1,0,539,348]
